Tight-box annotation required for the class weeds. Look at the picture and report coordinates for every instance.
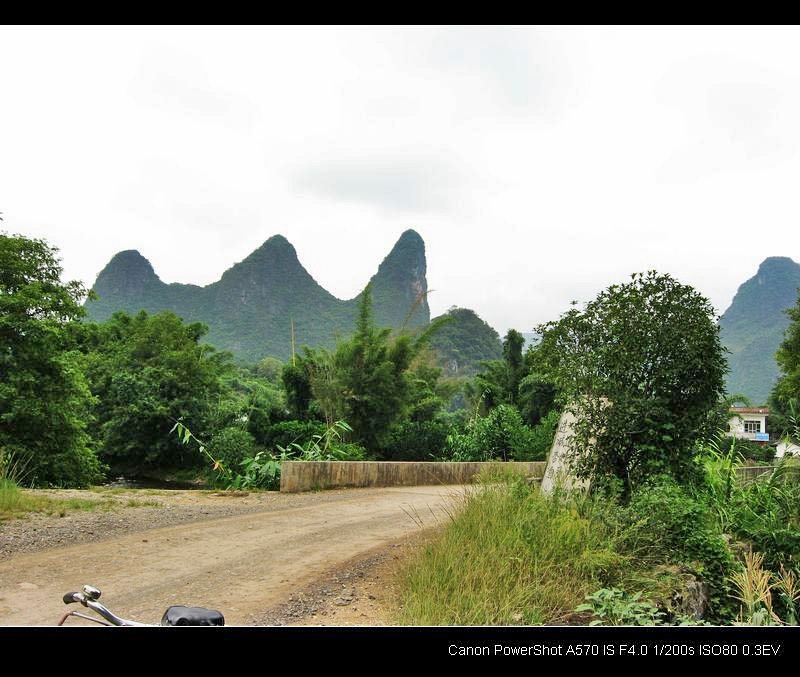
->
[395,477,627,625]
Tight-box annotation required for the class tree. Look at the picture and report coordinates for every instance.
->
[769,289,800,434]
[536,271,727,496]
[469,329,537,413]
[333,285,443,451]
[84,310,232,468]
[502,329,525,406]
[0,233,101,486]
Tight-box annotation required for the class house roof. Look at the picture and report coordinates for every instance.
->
[729,407,769,415]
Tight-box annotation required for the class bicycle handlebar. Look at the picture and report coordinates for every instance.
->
[60,589,152,626]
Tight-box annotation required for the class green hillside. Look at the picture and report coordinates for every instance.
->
[719,256,800,404]
[86,230,430,363]
[429,307,502,376]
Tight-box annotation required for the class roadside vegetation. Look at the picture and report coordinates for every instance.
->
[4,232,800,626]
[0,477,159,521]
[0,232,560,491]
[398,272,800,627]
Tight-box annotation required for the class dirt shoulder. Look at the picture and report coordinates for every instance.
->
[255,529,435,626]
[0,485,462,626]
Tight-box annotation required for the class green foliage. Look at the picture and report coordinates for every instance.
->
[281,362,314,420]
[770,288,800,433]
[697,434,800,581]
[518,373,557,427]
[207,427,256,471]
[619,478,735,621]
[85,310,233,469]
[233,451,285,491]
[537,271,727,495]
[721,257,800,405]
[331,285,440,451]
[85,230,431,364]
[575,588,664,626]
[0,233,102,487]
[396,478,626,625]
[467,333,558,430]
[427,307,502,377]
[502,329,525,406]
[253,356,284,383]
[445,405,540,461]
[278,420,366,461]
[259,420,326,452]
[738,440,776,464]
[380,420,450,461]
[526,409,560,460]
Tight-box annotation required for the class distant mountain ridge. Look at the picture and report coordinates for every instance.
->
[720,256,800,405]
[86,230,430,363]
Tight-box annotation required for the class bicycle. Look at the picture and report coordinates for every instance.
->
[58,585,225,626]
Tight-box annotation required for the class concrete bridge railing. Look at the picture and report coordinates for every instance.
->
[279,460,547,493]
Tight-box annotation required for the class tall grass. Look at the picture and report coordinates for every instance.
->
[395,478,626,625]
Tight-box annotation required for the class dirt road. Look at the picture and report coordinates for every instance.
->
[0,485,462,626]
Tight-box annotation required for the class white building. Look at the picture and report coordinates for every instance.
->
[727,407,770,442]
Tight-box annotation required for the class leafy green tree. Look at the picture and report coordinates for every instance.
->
[469,329,544,415]
[216,366,287,446]
[0,233,101,486]
[445,404,538,462]
[334,285,442,451]
[85,311,232,468]
[281,361,314,420]
[253,356,284,384]
[536,271,727,496]
[769,289,800,434]
[503,329,525,406]
[517,373,557,427]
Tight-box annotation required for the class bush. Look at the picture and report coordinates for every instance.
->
[619,479,735,621]
[233,451,283,490]
[207,427,256,471]
[380,421,450,461]
[728,465,800,574]
[445,405,538,461]
[527,409,560,461]
[261,420,326,453]
[736,439,776,464]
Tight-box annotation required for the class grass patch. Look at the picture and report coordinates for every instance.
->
[0,479,159,521]
[395,478,627,625]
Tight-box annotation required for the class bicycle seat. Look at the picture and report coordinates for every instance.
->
[161,605,225,626]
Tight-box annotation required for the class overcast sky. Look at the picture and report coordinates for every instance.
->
[1,26,798,334]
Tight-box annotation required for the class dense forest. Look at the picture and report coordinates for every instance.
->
[1,233,560,488]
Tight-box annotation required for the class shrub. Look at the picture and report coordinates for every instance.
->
[527,409,560,461]
[445,405,539,461]
[740,440,776,464]
[261,420,326,453]
[233,451,283,491]
[207,427,256,472]
[380,420,450,461]
[619,478,735,621]
[575,588,664,626]
[728,465,800,575]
